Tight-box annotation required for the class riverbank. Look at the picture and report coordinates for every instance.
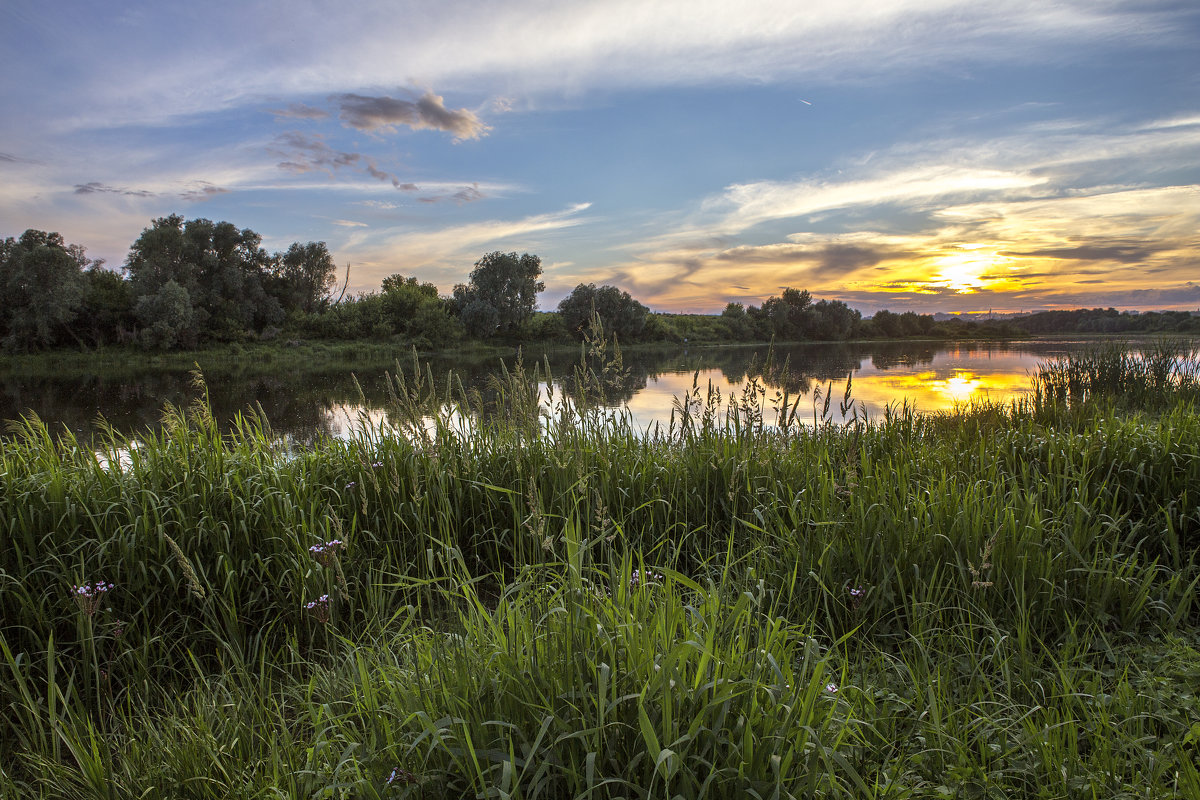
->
[0,328,1036,378]
[1,350,1198,797]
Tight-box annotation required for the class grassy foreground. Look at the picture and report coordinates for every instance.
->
[2,346,1200,798]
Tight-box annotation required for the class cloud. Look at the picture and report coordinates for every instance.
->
[709,167,1047,236]
[73,181,156,198]
[269,131,419,189]
[418,183,486,205]
[1001,241,1161,263]
[332,219,368,228]
[269,102,330,120]
[593,110,1200,312]
[26,0,1190,131]
[179,181,230,201]
[342,202,592,291]
[715,242,915,277]
[334,91,489,140]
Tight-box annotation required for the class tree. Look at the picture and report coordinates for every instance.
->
[557,283,650,341]
[125,215,282,343]
[871,309,901,338]
[134,279,195,349]
[452,251,543,336]
[0,229,90,351]
[798,299,861,340]
[273,242,337,315]
[79,265,136,346]
[760,288,812,339]
[720,302,753,340]
[380,273,460,345]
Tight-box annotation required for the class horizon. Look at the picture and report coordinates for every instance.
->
[2,1,1198,316]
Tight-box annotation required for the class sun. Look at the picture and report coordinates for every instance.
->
[932,248,995,294]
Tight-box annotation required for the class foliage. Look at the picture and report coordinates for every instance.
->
[752,289,861,341]
[133,279,196,350]
[557,282,651,341]
[125,215,283,343]
[79,266,136,347]
[272,241,338,315]
[379,273,463,346]
[452,251,544,337]
[1015,307,1200,335]
[0,230,91,351]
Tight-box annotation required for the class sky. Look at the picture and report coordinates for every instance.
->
[1,0,1198,315]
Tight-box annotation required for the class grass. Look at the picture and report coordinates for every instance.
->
[1,343,1199,798]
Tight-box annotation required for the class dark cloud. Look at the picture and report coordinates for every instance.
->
[270,131,410,187]
[73,181,155,198]
[270,102,330,120]
[1002,241,1159,263]
[715,242,912,279]
[418,183,486,205]
[0,152,21,162]
[334,91,489,140]
[268,132,489,199]
[180,182,230,201]
[271,131,361,172]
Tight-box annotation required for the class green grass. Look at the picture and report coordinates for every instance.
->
[1,348,1199,798]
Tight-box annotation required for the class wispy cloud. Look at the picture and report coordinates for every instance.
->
[268,131,416,189]
[334,92,488,141]
[73,181,156,198]
[10,1,1187,131]
[269,102,330,120]
[343,202,592,291]
[709,167,1047,236]
[418,183,485,205]
[179,181,230,201]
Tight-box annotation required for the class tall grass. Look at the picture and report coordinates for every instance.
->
[2,343,1199,797]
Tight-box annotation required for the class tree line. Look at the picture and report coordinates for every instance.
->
[9,214,1189,354]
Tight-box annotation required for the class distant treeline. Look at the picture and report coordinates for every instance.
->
[1009,307,1200,336]
[5,215,1190,354]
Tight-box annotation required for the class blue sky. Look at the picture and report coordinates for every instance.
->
[2,0,1198,313]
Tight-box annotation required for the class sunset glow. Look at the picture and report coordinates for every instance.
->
[1,1,1197,314]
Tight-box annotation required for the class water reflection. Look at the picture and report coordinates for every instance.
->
[0,339,1172,441]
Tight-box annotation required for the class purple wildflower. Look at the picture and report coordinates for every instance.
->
[308,540,345,567]
[72,581,114,617]
[630,569,663,589]
[305,594,331,624]
[825,682,839,694]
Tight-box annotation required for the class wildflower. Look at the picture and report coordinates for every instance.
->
[630,569,663,589]
[825,682,839,694]
[308,539,345,567]
[305,594,331,624]
[848,584,866,610]
[372,461,384,469]
[344,481,357,490]
[72,581,114,617]
[387,767,417,787]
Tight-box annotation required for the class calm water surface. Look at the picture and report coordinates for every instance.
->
[0,339,1169,443]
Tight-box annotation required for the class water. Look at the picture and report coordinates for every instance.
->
[0,339,1172,442]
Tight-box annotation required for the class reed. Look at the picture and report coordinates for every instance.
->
[1,343,1198,797]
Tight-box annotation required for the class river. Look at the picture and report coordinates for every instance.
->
[0,338,1177,442]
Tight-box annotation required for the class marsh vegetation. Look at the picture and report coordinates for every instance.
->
[1,341,1199,798]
